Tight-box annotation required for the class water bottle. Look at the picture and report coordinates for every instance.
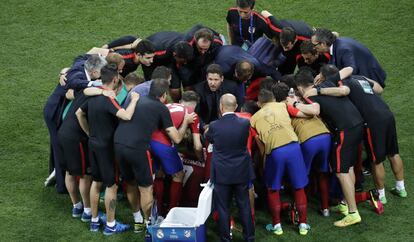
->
[288,88,295,98]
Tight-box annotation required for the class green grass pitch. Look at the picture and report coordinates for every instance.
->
[0,0,413,241]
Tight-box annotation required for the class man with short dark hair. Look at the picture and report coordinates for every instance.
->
[103,37,156,77]
[295,69,363,227]
[113,79,196,232]
[311,28,386,87]
[194,64,240,125]
[205,93,255,242]
[143,31,194,101]
[76,64,140,235]
[226,0,272,49]
[180,26,224,87]
[297,40,330,76]
[260,10,313,75]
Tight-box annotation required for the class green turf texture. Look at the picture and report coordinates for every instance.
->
[0,0,413,241]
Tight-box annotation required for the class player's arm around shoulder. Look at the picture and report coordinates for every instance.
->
[116,92,140,121]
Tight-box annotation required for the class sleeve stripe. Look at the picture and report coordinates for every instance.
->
[109,97,121,110]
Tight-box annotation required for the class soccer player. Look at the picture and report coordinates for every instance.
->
[143,31,193,102]
[308,64,406,204]
[295,69,364,227]
[151,90,202,213]
[235,101,260,223]
[260,10,313,75]
[251,88,309,235]
[76,64,140,235]
[180,27,223,87]
[226,0,272,49]
[214,45,282,102]
[113,79,196,232]
[103,37,156,77]
[57,90,94,221]
[297,40,330,76]
[272,82,331,216]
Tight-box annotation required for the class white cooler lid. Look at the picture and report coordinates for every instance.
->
[194,182,214,226]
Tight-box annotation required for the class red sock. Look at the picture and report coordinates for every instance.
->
[318,172,330,209]
[355,191,369,203]
[212,210,219,222]
[169,181,183,209]
[267,189,281,225]
[295,189,308,224]
[251,207,255,226]
[281,201,290,211]
[153,178,164,212]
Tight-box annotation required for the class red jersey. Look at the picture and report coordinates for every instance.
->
[151,103,200,145]
[235,112,257,155]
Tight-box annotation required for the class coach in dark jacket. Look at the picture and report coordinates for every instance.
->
[312,28,386,87]
[43,54,106,193]
[205,93,255,242]
[194,64,241,125]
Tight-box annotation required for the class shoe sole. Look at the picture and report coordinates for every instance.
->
[81,218,91,222]
[333,218,361,227]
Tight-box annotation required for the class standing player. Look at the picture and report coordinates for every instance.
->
[76,64,140,235]
[272,82,331,216]
[151,90,203,212]
[295,69,364,227]
[251,89,309,235]
[57,89,94,221]
[308,64,406,204]
[113,79,196,232]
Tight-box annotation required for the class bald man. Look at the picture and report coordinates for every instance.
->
[205,94,255,242]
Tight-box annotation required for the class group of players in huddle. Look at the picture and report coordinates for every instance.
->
[43,0,407,238]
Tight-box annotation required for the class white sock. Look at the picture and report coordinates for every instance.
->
[396,180,405,190]
[107,220,116,227]
[73,202,83,209]
[378,188,385,199]
[83,207,91,215]
[133,211,144,223]
[91,217,99,223]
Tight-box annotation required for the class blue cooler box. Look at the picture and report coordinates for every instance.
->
[148,183,213,242]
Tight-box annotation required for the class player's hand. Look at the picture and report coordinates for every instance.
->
[286,96,298,105]
[184,110,196,124]
[59,73,67,86]
[314,73,323,85]
[102,89,116,98]
[261,10,272,18]
[130,91,140,101]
